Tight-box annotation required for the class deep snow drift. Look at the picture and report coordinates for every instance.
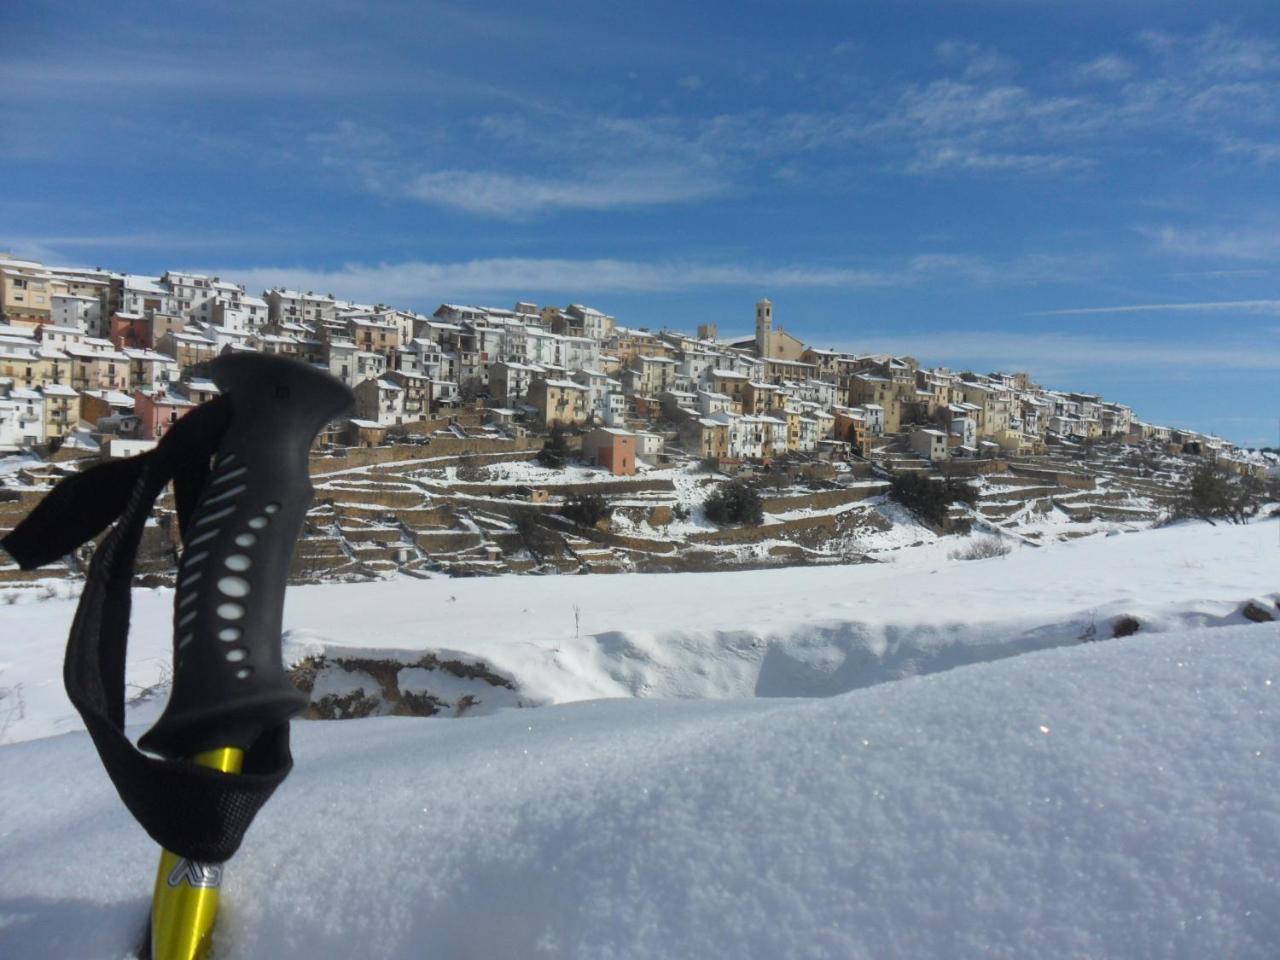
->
[0,519,1277,958]
[0,623,1277,958]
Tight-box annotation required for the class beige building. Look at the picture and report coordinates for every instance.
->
[527,376,588,429]
[66,345,132,392]
[158,330,218,372]
[40,383,79,440]
[682,417,729,460]
[623,354,678,397]
[1,258,54,326]
[387,370,431,420]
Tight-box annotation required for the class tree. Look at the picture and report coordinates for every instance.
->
[888,471,977,528]
[457,376,486,403]
[703,478,764,526]
[512,508,560,561]
[1176,461,1259,525]
[538,423,570,469]
[561,492,611,527]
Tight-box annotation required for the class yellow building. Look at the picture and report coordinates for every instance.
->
[1,258,54,326]
[40,383,80,440]
[66,345,132,391]
[527,376,589,429]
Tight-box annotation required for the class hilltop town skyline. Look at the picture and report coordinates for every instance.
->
[5,4,1280,445]
[0,247,1266,448]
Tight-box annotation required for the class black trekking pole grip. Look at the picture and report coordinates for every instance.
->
[138,353,353,760]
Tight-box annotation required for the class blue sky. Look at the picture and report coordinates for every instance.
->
[3,1,1279,445]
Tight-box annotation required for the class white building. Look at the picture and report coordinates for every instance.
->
[0,384,45,450]
[51,293,100,331]
[910,427,950,462]
[121,275,174,316]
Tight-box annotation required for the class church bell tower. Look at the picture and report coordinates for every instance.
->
[755,297,773,357]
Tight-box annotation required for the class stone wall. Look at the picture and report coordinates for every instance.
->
[312,436,540,472]
[1008,464,1096,490]
[761,483,888,514]
[688,512,841,545]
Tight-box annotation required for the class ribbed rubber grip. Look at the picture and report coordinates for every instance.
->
[138,353,353,759]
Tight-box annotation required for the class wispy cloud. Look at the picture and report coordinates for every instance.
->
[934,40,1016,81]
[1216,135,1280,164]
[1072,54,1137,84]
[202,250,1080,304]
[905,144,1090,174]
[300,24,1280,219]
[1139,224,1280,262]
[396,165,727,218]
[199,257,903,302]
[835,330,1280,378]
[0,232,285,268]
[1028,299,1280,317]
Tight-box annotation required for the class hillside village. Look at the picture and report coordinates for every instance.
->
[1,253,1274,586]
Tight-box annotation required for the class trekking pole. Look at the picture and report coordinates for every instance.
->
[2,353,352,960]
[138,354,353,958]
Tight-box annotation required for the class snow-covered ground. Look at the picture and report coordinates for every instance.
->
[1,519,1277,744]
[0,519,1277,957]
[1,622,1277,958]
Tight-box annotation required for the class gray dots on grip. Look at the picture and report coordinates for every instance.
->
[224,554,252,572]
[218,576,251,598]
[216,602,245,620]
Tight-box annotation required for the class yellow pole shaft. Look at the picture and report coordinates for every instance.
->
[149,747,244,960]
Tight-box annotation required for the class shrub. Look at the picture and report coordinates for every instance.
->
[948,535,1011,561]
[889,472,978,527]
[455,453,486,482]
[561,492,611,527]
[1175,461,1259,525]
[537,424,570,469]
[512,508,560,561]
[703,479,764,526]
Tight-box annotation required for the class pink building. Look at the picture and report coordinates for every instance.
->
[582,427,637,476]
[133,386,196,440]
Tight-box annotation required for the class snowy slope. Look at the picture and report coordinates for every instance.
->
[2,519,1278,744]
[1,623,1277,959]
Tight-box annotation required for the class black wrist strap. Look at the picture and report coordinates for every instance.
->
[2,397,294,863]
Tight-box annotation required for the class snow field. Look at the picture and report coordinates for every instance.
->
[1,518,1277,745]
[0,623,1276,958]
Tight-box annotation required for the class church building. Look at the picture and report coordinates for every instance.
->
[752,298,806,361]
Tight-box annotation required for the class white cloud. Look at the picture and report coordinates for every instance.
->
[396,165,726,218]
[905,144,1090,175]
[831,330,1280,378]
[1073,55,1136,84]
[200,257,907,303]
[201,251,1081,304]
[0,232,255,266]
[1028,299,1280,317]
[934,40,1015,80]
[1216,135,1280,164]
[1140,225,1280,262]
